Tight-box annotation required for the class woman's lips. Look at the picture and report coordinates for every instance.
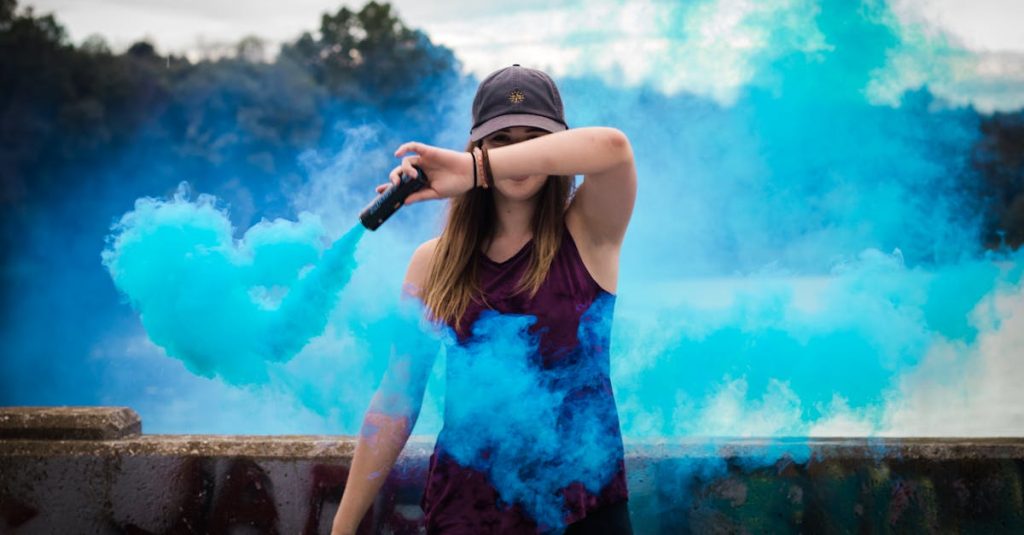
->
[509,175,529,182]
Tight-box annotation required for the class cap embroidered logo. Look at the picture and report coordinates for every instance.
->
[508,88,526,104]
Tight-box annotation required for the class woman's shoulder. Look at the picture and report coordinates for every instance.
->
[413,237,440,258]
[402,237,440,299]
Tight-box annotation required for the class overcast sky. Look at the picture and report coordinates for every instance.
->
[22,0,1024,111]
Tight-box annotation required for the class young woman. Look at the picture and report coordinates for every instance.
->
[332,65,637,534]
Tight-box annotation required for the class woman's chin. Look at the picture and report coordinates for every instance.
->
[496,180,544,201]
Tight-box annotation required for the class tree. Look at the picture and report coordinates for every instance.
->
[974,111,1024,249]
[280,1,458,107]
[81,33,111,55]
[1,0,15,27]
[236,35,268,63]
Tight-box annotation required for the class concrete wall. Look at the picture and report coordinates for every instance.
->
[2,407,1023,534]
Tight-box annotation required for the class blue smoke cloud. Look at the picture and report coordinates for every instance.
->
[4,0,1024,527]
[100,183,364,384]
[437,295,623,530]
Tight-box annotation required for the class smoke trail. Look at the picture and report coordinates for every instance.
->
[101,182,364,384]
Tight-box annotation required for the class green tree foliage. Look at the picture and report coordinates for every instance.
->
[1,0,16,27]
[0,1,176,208]
[281,1,457,107]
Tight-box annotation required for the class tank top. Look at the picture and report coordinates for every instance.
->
[420,216,629,534]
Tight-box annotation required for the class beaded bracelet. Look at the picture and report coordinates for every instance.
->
[480,146,494,188]
[469,149,479,189]
[472,146,488,189]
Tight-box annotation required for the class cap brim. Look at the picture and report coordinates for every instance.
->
[469,113,567,142]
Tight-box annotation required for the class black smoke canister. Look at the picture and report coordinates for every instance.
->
[359,165,428,231]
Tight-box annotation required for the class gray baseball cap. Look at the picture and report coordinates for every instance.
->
[469,64,568,143]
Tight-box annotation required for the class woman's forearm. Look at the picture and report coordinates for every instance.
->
[331,409,415,534]
[486,126,633,179]
[333,333,434,534]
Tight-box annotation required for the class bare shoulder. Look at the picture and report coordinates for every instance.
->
[403,237,440,299]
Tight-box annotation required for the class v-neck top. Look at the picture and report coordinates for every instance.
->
[421,216,629,533]
[482,236,533,266]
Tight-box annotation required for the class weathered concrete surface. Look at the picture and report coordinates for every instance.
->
[627,439,1024,533]
[0,406,141,440]
[1,407,1023,534]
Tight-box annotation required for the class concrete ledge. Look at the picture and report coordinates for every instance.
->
[2,433,1023,459]
[0,406,141,440]
[2,407,1024,534]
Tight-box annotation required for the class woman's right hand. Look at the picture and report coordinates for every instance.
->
[372,141,477,205]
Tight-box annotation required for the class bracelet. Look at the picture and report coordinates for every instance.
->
[473,146,487,189]
[469,149,478,189]
[480,146,494,188]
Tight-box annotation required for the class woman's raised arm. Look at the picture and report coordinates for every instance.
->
[489,127,637,247]
[394,127,636,247]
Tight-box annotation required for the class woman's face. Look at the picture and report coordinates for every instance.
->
[481,126,550,202]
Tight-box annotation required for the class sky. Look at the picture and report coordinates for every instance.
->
[23,0,1024,111]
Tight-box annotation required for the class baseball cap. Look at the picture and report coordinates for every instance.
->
[469,64,568,143]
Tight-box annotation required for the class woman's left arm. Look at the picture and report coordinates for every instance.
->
[392,127,637,246]
[489,127,637,247]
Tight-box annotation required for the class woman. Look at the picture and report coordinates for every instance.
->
[332,65,637,534]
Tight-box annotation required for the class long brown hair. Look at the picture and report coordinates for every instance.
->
[421,141,576,331]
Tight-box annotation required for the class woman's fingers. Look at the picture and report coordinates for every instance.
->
[400,155,420,179]
[394,141,426,158]
[388,165,405,186]
[389,142,443,205]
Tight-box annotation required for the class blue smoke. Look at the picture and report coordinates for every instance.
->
[436,295,623,530]
[100,182,364,383]
[3,0,1024,528]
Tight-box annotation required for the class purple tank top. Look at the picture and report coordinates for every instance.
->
[421,217,629,534]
